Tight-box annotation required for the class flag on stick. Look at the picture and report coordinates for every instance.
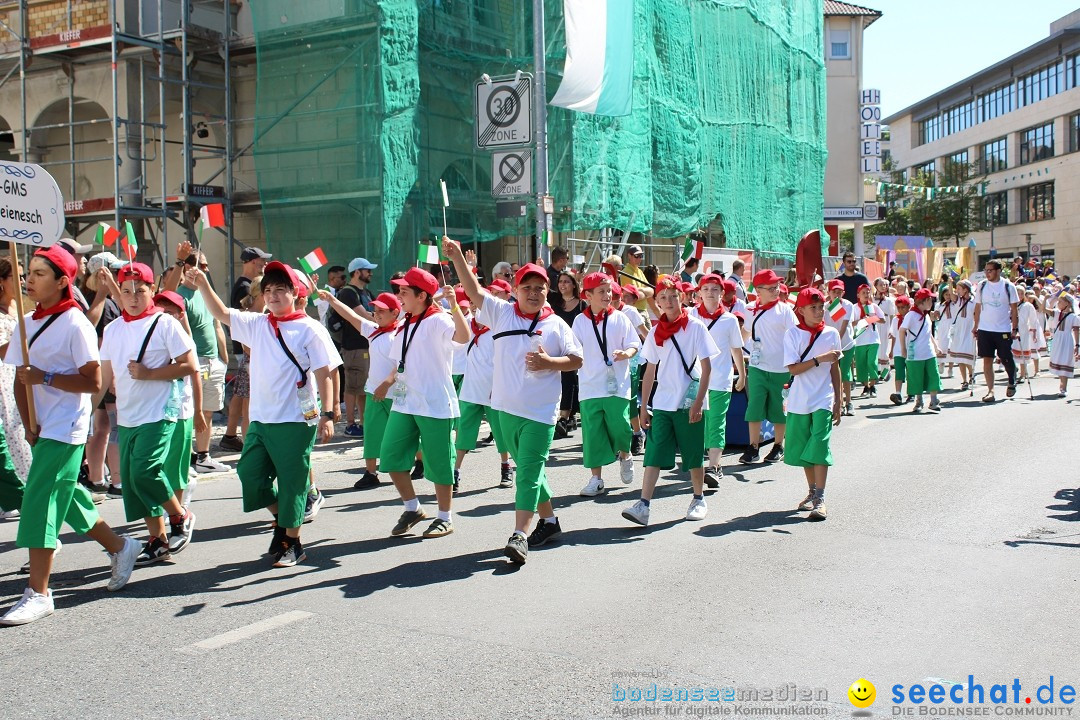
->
[681,238,704,261]
[121,221,138,260]
[298,247,328,275]
[418,242,440,265]
[94,222,119,247]
[827,298,844,321]
[200,203,226,228]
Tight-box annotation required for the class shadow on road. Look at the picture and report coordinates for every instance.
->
[694,509,805,538]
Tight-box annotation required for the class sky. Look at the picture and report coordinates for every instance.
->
[862,0,1080,118]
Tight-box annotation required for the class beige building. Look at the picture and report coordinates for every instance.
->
[884,9,1080,278]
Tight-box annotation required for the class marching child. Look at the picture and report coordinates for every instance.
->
[573,273,640,497]
[874,278,895,381]
[1047,292,1080,397]
[888,296,914,404]
[741,269,796,463]
[899,288,944,413]
[852,284,885,398]
[824,279,855,415]
[623,275,718,526]
[614,284,648,455]
[946,280,976,390]
[784,288,842,521]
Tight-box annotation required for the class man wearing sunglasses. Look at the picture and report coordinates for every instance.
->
[622,245,653,312]
[972,259,1019,402]
[492,262,514,284]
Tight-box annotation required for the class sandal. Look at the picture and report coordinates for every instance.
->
[981,392,996,403]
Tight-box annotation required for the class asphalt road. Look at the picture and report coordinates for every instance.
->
[1,371,1078,719]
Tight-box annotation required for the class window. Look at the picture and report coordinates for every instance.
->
[1020,182,1054,223]
[981,137,1007,174]
[1068,54,1080,90]
[977,84,1013,123]
[944,151,969,178]
[1071,114,1080,153]
[982,191,1008,228]
[913,160,936,185]
[1019,123,1054,165]
[1017,61,1064,107]
[829,29,850,59]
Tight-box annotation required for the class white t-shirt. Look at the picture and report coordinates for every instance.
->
[356,317,399,395]
[691,307,743,393]
[639,315,719,412]
[386,309,460,419]
[4,308,98,444]
[974,278,1018,332]
[900,311,935,361]
[783,325,841,415]
[452,324,471,376]
[747,302,798,373]
[572,308,641,401]
[852,303,885,347]
[888,315,906,359]
[730,297,748,317]
[100,312,196,427]
[459,323,497,406]
[876,296,896,346]
[619,305,647,338]
[824,298,855,351]
[477,296,582,425]
[228,310,342,423]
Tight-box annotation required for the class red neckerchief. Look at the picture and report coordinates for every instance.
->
[753,299,779,314]
[696,302,726,320]
[121,302,162,323]
[858,301,872,320]
[369,320,401,342]
[267,310,307,331]
[31,298,79,321]
[469,317,490,339]
[797,317,825,333]
[513,305,554,323]
[612,299,624,311]
[583,306,610,324]
[653,309,689,346]
[912,307,928,318]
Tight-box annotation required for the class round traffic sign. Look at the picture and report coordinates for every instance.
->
[498,153,526,184]
[486,87,521,128]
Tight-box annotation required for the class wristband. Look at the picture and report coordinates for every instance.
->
[321,411,335,420]
[43,372,54,386]
[813,358,819,367]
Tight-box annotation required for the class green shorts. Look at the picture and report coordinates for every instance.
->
[704,390,732,450]
[906,358,941,395]
[118,420,176,522]
[643,408,705,471]
[363,393,393,461]
[17,438,99,549]
[164,417,193,495]
[0,424,25,513]
[456,400,508,453]
[839,348,854,383]
[490,410,555,512]
[630,363,641,416]
[854,344,879,383]
[380,411,455,486]
[894,356,907,383]
[237,421,317,529]
[580,396,632,468]
[745,367,787,425]
[783,410,833,468]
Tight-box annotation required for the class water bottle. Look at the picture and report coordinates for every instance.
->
[681,377,699,410]
[296,382,319,425]
[163,379,183,422]
[524,335,543,380]
[605,364,619,395]
[392,371,408,402]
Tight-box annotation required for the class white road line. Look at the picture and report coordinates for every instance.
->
[183,611,314,653]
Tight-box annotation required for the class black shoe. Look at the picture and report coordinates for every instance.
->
[480,433,494,445]
[739,446,760,464]
[391,509,428,536]
[630,433,644,456]
[504,533,528,564]
[273,537,306,567]
[303,488,325,524]
[453,469,461,492]
[527,518,563,548]
[106,485,123,498]
[353,471,381,490]
[135,537,171,566]
[499,464,514,488]
[890,393,903,405]
[410,460,425,480]
[219,434,244,452]
[267,524,287,556]
[763,444,784,463]
[868,386,877,397]
[553,418,569,440]
[703,466,722,488]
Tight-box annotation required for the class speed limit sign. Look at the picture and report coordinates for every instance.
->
[474,74,533,149]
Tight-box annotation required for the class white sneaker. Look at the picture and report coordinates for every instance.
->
[579,475,606,497]
[20,538,61,574]
[618,454,634,484]
[194,455,230,474]
[181,477,197,508]
[187,466,197,481]
[621,499,650,526]
[686,496,708,521]
[0,588,54,626]
[0,509,19,520]
[107,536,140,591]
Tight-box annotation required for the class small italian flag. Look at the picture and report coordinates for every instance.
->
[681,238,704,261]
[787,292,798,305]
[94,222,119,247]
[200,203,226,228]
[298,248,328,275]
[121,221,138,259]
[827,298,844,321]
[418,242,441,265]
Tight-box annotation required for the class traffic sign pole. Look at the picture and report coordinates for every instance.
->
[532,0,551,264]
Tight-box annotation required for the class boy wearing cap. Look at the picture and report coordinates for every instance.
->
[784,288,843,521]
[852,284,885,398]
[377,267,468,539]
[824,279,855,416]
[740,269,797,464]
[692,275,746,486]
[190,261,340,566]
[96,263,199,564]
[888,296,914,404]
[622,275,717,526]
[445,239,583,564]
[1,247,140,626]
[613,284,649,454]
[573,273,640,497]
[899,288,944,412]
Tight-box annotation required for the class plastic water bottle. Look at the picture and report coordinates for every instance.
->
[524,335,543,380]
[681,377,699,410]
[296,382,319,425]
[163,379,183,422]
[605,364,619,395]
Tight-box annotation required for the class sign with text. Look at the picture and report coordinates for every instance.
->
[491,149,533,197]
[859,88,882,176]
[475,74,533,149]
[0,160,66,247]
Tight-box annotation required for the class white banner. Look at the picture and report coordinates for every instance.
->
[0,160,66,247]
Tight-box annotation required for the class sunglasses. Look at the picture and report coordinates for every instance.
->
[631,253,643,258]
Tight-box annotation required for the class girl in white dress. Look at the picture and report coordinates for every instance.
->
[933,286,955,379]
[946,280,976,391]
[1047,292,1080,397]
[1011,291,1040,381]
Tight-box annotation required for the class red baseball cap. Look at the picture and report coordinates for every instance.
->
[795,287,825,307]
[34,246,78,300]
[487,278,512,294]
[264,260,309,298]
[390,267,439,296]
[371,292,401,313]
[914,288,934,302]
[752,269,782,287]
[514,263,547,287]
[698,275,723,288]
[857,283,871,294]
[722,278,737,293]
[117,262,155,285]
[677,281,695,293]
[153,290,186,311]
[620,284,642,300]
[896,296,913,308]
[655,275,679,290]
[454,286,471,308]
[827,278,845,291]
[582,272,612,291]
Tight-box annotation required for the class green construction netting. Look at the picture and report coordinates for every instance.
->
[251,0,825,280]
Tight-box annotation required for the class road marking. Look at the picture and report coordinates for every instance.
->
[183,611,313,653]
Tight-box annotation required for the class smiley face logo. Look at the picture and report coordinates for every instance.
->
[848,679,876,708]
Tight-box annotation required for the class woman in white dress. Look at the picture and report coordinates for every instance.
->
[0,257,33,490]
[1047,292,1079,397]
[933,286,956,379]
[946,280,976,390]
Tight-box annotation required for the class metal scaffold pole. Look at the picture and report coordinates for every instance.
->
[532,0,551,264]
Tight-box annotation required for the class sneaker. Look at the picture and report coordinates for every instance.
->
[499,464,514,488]
[353,471,381,490]
[809,500,827,521]
[181,477,197,508]
[843,402,854,416]
[106,484,123,499]
[621,499,650,526]
[579,476,606,497]
[0,588,54,626]
[1006,384,1017,398]
[107,536,141,591]
[194,454,230,474]
[889,393,903,405]
[89,491,106,505]
[797,493,815,511]
[912,399,924,413]
[0,509,19,521]
[504,533,528,565]
[703,466,722,488]
[868,386,877,397]
[343,423,364,438]
[630,433,644,456]
[763,444,784,463]
[480,433,494,445]
[527,518,563,548]
[928,398,941,412]
[410,460,425,480]
[686,496,708,521]
[453,469,461,492]
[739,445,760,464]
[218,434,244,452]
[1059,390,1067,398]
[391,509,428,536]
[422,518,454,538]
[273,538,306,567]
[267,525,287,556]
[553,418,569,440]
[168,510,196,554]
[303,488,325,524]
[619,454,634,484]
[19,538,61,574]
[135,537,172,566]
[187,466,197,481]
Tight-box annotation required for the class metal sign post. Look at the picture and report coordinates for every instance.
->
[532,0,551,263]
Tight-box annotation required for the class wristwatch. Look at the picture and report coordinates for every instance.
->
[813,358,819,367]
[43,372,54,386]
[321,411,335,420]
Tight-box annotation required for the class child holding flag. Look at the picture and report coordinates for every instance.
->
[899,289,944,413]
[852,284,885,397]
[824,279,855,415]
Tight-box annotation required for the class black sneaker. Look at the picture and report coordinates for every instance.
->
[353,471,381,490]
[868,386,877,397]
[303,488,325,524]
[739,445,760,464]
[630,433,644,456]
[499,464,514,488]
[410,460,425,480]
[890,393,903,405]
[135,537,171,566]
[553,418,569,440]
[703,466,722,488]
[763,444,784,463]
[219,434,244,452]
[273,537,306,567]
[167,510,196,554]
[527,518,563,548]
[480,433,494,445]
[267,525,286,556]
[453,469,461,492]
[391,509,428,536]
[106,484,123,498]
[504,533,528,564]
